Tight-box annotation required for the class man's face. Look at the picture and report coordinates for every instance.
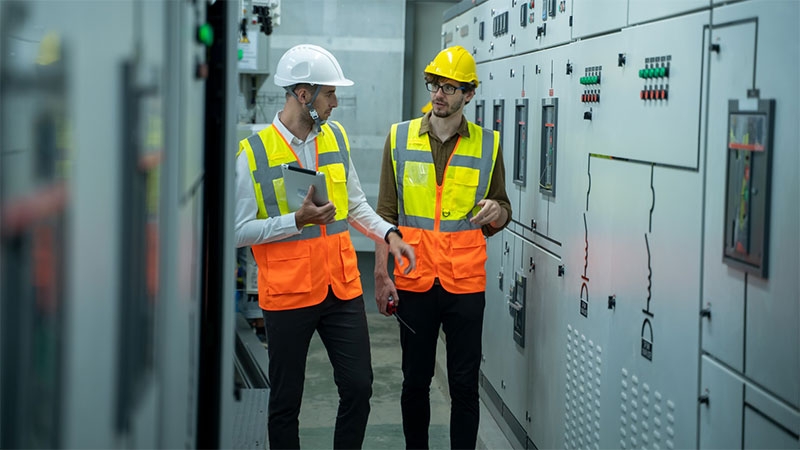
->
[301,85,338,121]
[429,78,472,119]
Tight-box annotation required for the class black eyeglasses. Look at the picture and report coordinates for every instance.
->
[425,81,466,95]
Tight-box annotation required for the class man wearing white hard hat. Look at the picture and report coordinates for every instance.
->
[234,44,416,449]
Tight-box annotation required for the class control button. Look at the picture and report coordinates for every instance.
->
[197,23,214,46]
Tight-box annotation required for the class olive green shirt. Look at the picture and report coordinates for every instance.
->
[376,112,512,237]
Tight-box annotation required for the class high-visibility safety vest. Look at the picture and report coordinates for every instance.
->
[237,121,361,311]
[390,118,499,294]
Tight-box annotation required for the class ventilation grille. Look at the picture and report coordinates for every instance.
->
[564,324,602,450]
[619,368,677,449]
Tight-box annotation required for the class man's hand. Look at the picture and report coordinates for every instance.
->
[374,270,399,317]
[374,235,412,317]
[386,232,416,275]
[469,198,507,228]
[295,185,336,228]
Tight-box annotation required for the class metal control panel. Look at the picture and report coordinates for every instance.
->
[539,98,558,196]
[722,99,774,278]
[510,270,527,347]
[444,0,800,448]
[513,98,529,187]
[0,0,238,448]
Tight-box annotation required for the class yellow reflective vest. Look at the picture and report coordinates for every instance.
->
[237,121,361,310]
[389,117,499,294]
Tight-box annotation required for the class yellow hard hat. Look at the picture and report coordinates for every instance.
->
[424,45,479,87]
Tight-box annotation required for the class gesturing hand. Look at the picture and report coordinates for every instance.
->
[386,233,416,275]
[469,199,505,227]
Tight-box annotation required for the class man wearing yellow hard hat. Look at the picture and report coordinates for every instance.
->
[374,45,512,449]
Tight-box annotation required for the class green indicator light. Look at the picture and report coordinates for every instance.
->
[639,69,645,78]
[198,23,214,46]
[238,48,244,60]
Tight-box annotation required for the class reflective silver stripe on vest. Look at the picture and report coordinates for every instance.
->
[248,133,282,217]
[402,216,435,229]
[439,219,477,232]
[321,122,350,178]
[473,127,496,206]
[394,121,411,227]
[280,219,349,242]
[394,120,495,232]
[403,216,474,232]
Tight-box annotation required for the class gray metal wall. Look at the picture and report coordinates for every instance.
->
[444,0,800,447]
[407,1,457,118]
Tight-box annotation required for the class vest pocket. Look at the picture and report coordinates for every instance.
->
[327,164,348,214]
[448,230,486,279]
[401,162,436,220]
[394,228,427,280]
[443,167,480,218]
[265,243,312,294]
[337,233,360,283]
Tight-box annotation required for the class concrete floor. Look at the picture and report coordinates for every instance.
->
[290,252,514,449]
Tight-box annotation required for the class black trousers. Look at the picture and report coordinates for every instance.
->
[397,284,486,450]
[262,290,373,449]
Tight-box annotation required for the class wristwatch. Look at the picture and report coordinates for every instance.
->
[384,226,403,244]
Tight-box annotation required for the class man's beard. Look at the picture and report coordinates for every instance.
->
[432,102,460,118]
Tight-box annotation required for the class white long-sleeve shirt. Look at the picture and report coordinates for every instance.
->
[234,111,392,248]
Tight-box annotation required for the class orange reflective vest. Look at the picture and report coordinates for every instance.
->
[237,121,361,310]
[389,118,499,294]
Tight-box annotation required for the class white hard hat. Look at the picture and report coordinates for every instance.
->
[273,44,354,87]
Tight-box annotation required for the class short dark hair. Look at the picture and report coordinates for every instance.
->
[284,83,315,100]
[293,83,315,94]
